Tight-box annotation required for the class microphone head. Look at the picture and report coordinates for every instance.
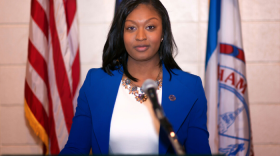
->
[142,79,158,93]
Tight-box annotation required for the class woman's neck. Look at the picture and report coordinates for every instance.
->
[127,57,161,86]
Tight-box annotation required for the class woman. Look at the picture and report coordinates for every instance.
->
[60,0,211,154]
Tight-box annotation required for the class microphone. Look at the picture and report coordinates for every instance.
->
[142,79,164,119]
[142,79,185,155]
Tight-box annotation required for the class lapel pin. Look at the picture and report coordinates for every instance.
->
[169,95,176,101]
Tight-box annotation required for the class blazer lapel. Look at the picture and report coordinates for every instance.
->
[159,65,198,154]
[85,69,123,154]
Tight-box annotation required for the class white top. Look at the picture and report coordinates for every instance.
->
[109,81,162,154]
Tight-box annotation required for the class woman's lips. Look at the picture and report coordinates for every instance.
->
[134,45,149,52]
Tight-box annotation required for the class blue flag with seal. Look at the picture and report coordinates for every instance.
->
[205,0,254,155]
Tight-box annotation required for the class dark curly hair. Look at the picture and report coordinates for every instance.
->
[102,0,181,81]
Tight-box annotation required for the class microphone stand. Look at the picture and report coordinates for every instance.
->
[146,88,186,155]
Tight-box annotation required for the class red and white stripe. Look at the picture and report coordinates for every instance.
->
[24,0,80,154]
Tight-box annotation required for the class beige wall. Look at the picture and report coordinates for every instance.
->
[0,0,279,155]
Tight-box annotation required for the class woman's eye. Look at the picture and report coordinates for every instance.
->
[127,27,136,31]
[146,26,155,30]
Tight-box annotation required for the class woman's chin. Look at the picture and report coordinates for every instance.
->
[129,57,159,63]
[128,54,160,63]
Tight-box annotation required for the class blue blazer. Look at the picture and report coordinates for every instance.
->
[60,64,211,154]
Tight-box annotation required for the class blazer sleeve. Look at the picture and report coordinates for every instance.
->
[60,70,93,154]
[185,77,211,154]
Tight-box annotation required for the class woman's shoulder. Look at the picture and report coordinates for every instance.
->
[83,67,123,86]
[172,69,202,84]
[86,67,106,76]
[82,68,108,86]
[171,68,204,94]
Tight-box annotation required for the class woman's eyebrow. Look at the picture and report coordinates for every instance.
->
[125,17,159,24]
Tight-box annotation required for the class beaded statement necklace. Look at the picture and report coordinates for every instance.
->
[121,69,162,103]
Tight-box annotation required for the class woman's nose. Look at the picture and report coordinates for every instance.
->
[136,28,147,41]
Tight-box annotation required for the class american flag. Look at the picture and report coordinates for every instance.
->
[24,0,80,154]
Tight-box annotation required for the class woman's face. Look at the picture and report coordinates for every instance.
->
[123,4,162,62]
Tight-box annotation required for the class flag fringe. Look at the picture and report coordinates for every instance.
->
[24,100,49,155]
